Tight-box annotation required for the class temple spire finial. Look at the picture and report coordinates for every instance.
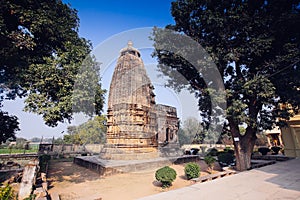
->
[120,40,140,57]
[127,40,133,47]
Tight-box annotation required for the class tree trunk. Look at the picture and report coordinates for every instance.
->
[228,118,257,171]
[233,129,257,171]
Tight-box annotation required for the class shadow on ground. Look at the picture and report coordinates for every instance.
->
[255,158,300,192]
[48,160,101,184]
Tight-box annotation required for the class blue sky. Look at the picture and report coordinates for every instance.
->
[3,0,200,139]
[65,0,175,47]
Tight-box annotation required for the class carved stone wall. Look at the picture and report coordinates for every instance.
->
[155,104,179,145]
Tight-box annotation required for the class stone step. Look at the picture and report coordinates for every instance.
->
[192,170,237,183]
[50,192,60,200]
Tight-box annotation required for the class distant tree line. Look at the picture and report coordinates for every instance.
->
[54,116,107,145]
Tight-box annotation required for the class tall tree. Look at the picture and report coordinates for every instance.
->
[0,0,106,139]
[180,117,203,145]
[65,116,107,144]
[0,109,19,144]
[153,0,300,170]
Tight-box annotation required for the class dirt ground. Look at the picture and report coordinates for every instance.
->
[47,159,222,200]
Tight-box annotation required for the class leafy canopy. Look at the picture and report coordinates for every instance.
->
[64,116,107,144]
[153,0,300,134]
[0,0,106,138]
[0,109,19,144]
[153,0,300,170]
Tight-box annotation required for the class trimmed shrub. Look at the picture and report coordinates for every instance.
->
[185,150,191,155]
[191,148,200,155]
[223,147,235,154]
[155,166,177,188]
[271,146,281,155]
[217,152,235,167]
[204,156,216,173]
[207,148,218,156]
[258,147,270,155]
[204,156,216,167]
[184,162,201,180]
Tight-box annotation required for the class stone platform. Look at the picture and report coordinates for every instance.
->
[74,155,199,176]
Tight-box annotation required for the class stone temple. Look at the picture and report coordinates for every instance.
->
[74,42,197,176]
[100,41,180,160]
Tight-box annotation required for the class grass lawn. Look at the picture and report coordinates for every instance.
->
[0,148,38,154]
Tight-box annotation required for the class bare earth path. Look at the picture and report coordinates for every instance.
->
[47,159,220,200]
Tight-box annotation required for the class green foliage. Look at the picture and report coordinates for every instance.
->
[0,0,106,127]
[223,147,235,155]
[204,156,216,168]
[39,154,51,173]
[190,148,200,155]
[39,154,51,163]
[53,137,64,145]
[271,146,282,155]
[0,184,15,200]
[0,110,19,144]
[184,162,200,180]
[258,147,271,155]
[155,166,177,188]
[217,152,235,167]
[207,148,218,156]
[1,0,83,97]
[72,57,106,117]
[24,194,36,200]
[239,126,246,136]
[178,128,190,146]
[15,137,27,149]
[64,116,107,144]
[180,117,204,145]
[153,0,300,171]
[0,148,36,154]
[63,134,74,144]
[23,46,106,127]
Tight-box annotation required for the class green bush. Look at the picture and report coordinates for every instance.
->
[155,166,177,188]
[184,162,200,180]
[223,147,235,154]
[207,148,218,156]
[217,152,235,167]
[258,147,270,155]
[204,156,216,173]
[191,148,200,155]
[39,154,51,163]
[204,156,216,167]
[0,184,15,200]
[24,194,37,200]
[271,146,281,155]
[39,154,51,173]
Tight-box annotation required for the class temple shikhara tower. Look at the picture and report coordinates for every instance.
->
[100,41,180,160]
